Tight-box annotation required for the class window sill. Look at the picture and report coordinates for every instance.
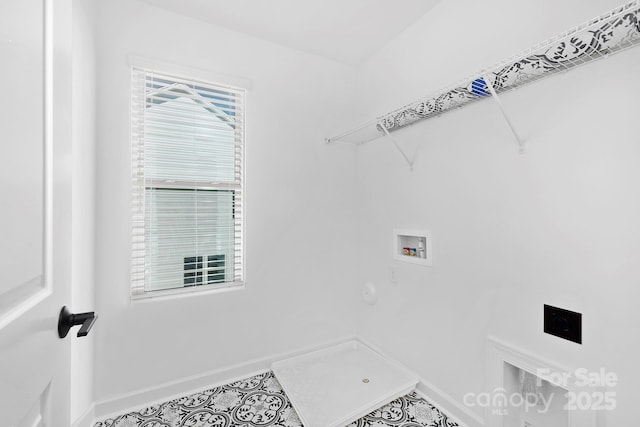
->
[131,281,245,303]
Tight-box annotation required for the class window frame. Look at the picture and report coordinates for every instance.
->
[129,56,249,300]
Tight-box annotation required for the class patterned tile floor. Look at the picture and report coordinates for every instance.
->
[94,371,459,427]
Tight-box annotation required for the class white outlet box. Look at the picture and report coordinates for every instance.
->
[390,266,398,284]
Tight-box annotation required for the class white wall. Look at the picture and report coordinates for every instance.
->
[71,0,97,423]
[354,0,640,425]
[84,0,640,424]
[92,0,359,406]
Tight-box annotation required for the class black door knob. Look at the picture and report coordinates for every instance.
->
[58,306,98,338]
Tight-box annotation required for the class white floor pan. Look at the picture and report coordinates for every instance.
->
[271,341,418,427]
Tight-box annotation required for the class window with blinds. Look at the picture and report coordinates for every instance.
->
[131,68,245,298]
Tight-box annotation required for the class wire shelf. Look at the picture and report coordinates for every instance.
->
[326,0,640,144]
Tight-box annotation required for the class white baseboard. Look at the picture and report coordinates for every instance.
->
[415,379,484,427]
[357,336,485,427]
[71,403,95,427]
[93,335,355,421]
[94,335,486,427]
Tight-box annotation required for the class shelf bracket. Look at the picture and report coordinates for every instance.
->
[483,75,525,154]
[380,125,414,171]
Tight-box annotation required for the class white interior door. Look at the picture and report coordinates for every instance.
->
[0,0,73,425]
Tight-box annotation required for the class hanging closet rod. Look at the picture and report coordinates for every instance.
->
[324,118,380,145]
[325,0,640,145]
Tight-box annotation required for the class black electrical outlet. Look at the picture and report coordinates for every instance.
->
[544,304,582,344]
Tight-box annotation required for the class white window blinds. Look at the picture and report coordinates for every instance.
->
[131,68,245,298]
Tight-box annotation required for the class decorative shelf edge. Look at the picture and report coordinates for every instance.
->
[325,0,640,145]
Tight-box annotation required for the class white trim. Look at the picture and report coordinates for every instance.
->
[127,54,251,90]
[43,0,53,299]
[93,335,489,426]
[129,67,246,300]
[131,282,245,303]
[71,403,95,427]
[357,336,484,427]
[0,0,53,330]
[415,379,484,427]
[0,287,51,331]
[94,336,355,421]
